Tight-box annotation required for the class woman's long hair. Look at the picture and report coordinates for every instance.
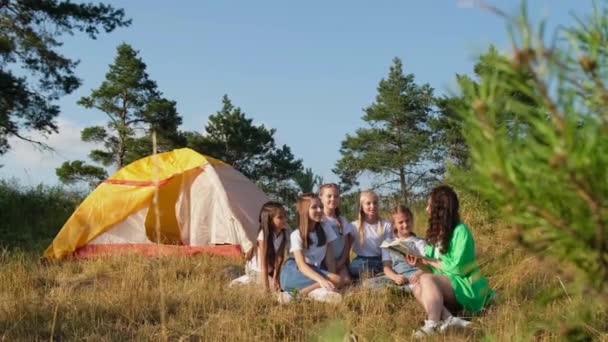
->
[246,201,287,271]
[319,183,344,234]
[426,185,460,254]
[297,193,326,249]
[355,190,383,245]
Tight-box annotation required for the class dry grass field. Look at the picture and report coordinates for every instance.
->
[1,194,606,341]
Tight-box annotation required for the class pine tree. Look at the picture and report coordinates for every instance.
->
[456,3,608,292]
[432,46,535,169]
[293,168,323,194]
[186,95,303,197]
[432,90,470,168]
[56,43,183,187]
[334,57,435,203]
[0,0,130,153]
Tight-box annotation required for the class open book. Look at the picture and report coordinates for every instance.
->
[380,239,425,258]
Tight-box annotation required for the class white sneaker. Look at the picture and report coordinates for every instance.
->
[307,288,342,303]
[275,291,293,304]
[229,275,252,287]
[413,320,440,338]
[439,315,471,332]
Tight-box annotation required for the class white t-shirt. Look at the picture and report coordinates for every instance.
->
[289,223,337,267]
[351,220,392,257]
[381,235,427,262]
[246,230,286,273]
[321,216,356,259]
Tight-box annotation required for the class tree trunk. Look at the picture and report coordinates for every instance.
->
[117,139,124,169]
[399,167,408,205]
[117,94,128,168]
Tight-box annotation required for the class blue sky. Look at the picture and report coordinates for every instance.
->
[1,0,578,186]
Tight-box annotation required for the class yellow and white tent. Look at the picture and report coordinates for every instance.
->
[44,148,269,260]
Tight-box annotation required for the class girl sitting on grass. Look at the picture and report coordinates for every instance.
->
[406,185,494,337]
[363,205,426,291]
[349,190,392,278]
[319,183,354,285]
[231,201,289,292]
[279,193,346,302]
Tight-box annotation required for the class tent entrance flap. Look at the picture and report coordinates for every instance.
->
[145,173,183,245]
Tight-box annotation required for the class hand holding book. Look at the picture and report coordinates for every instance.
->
[380,239,425,258]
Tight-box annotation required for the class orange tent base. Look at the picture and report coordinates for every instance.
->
[72,244,242,259]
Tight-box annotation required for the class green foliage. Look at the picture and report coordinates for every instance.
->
[186,95,303,199]
[336,191,359,223]
[292,167,322,194]
[311,319,350,341]
[0,179,83,248]
[55,160,108,188]
[432,95,470,168]
[334,57,436,203]
[77,43,183,167]
[433,46,538,170]
[456,2,608,292]
[0,0,130,154]
[57,43,184,187]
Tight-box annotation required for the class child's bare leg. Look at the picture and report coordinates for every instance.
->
[338,267,352,287]
[326,272,344,288]
[298,282,321,296]
[300,272,343,295]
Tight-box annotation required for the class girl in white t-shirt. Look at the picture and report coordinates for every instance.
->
[319,183,354,285]
[279,193,346,297]
[232,201,288,291]
[349,190,392,278]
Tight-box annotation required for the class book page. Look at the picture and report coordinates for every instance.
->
[380,240,423,258]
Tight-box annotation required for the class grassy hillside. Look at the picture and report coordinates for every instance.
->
[0,182,606,341]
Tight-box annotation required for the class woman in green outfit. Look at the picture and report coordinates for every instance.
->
[406,185,493,338]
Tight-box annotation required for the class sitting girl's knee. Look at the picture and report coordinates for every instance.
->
[419,273,434,283]
[339,274,352,287]
[327,273,341,285]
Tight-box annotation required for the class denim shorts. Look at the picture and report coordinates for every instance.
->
[349,255,384,277]
[279,258,329,292]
